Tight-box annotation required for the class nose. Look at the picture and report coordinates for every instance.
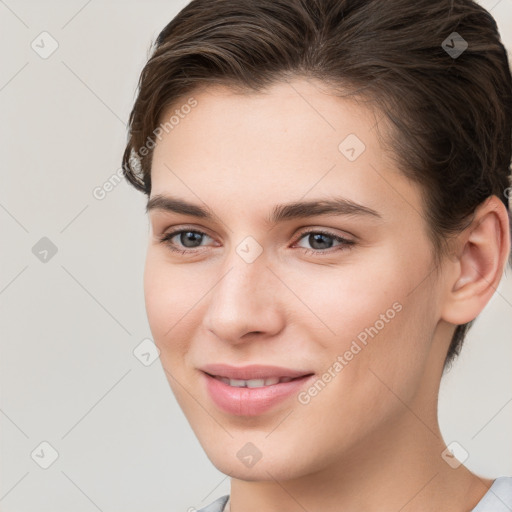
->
[202,253,285,345]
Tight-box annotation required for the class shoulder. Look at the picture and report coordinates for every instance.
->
[196,494,230,512]
[472,477,512,512]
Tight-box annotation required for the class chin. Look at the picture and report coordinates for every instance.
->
[198,434,316,482]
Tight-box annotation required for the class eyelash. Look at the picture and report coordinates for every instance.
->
[158,228,355,257]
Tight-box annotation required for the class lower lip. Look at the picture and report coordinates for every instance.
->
[202,372,315,416]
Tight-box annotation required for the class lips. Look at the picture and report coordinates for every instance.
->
[199,363,315,416]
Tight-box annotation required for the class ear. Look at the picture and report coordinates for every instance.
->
[441,195,511,325]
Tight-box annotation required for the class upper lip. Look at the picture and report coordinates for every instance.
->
[200,363,314,380]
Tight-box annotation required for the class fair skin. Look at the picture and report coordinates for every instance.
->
[145,78,510,512]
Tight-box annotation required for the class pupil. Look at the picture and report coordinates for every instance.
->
[310,233,332,250]
[181,231,202,248]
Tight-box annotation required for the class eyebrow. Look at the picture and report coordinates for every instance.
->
[146,194,382,225]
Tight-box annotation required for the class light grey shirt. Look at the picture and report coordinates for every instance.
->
[197,476,512,512]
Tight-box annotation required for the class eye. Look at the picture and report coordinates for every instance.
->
[158,229,214,254]
[293,229,355,255]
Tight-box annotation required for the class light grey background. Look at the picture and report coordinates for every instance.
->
[0,1,511,511]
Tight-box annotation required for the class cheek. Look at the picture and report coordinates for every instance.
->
[287,267,436,452]
[287,247,436,388]
[284,254,407,348]
[143,250,202,353]
[143,251,206,410]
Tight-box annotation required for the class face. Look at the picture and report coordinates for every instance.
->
[145,78,448,481]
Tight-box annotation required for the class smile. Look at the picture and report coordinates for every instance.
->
[210,375,297,388]
[200,367,315,416]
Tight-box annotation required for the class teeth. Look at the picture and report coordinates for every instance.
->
[259,377,280,386]
[214,376,291,388]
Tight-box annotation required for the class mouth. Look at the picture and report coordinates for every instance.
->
[204,373,309,388]
[199,364,315,416]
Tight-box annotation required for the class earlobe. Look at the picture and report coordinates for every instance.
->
[441,196,510,325]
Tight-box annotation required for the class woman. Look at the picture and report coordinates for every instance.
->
[122,0,512,510]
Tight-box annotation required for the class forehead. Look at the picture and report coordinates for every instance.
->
[156,79,379,155]
[150,79,424,225]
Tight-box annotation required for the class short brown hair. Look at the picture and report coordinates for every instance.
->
[122,0,512,370]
